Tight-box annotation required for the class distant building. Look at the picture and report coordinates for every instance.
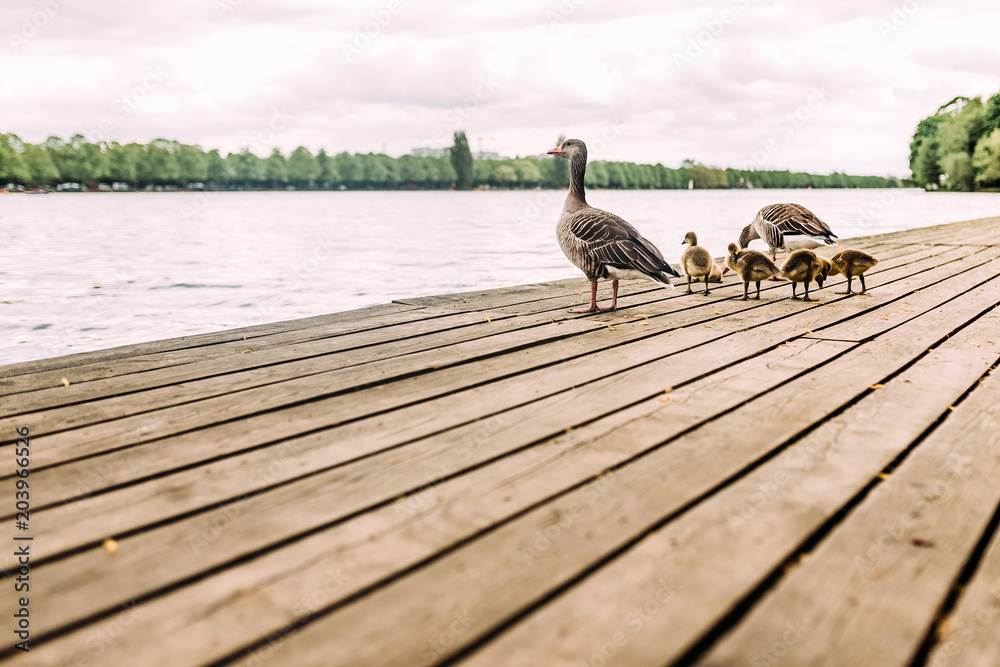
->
[410,147,448,158]
[409,147,510,160]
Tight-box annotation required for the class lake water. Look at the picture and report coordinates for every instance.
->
[4,188,1000,365]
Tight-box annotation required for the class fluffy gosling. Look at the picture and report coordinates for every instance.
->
[781,249,822,301]
[830,249,879,295]
[726,243,780,301]
[681,231,717,295]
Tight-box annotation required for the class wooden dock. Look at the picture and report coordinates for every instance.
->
[3,216,1000,666]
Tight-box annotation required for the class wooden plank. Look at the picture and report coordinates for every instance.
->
[18,324,850,563]
[927,516,1000,666]
[0,303,478,399]
[8,244,986,508]
[696,346,1000,666]
[195,320,978,667]
[0,238,955,426]
[13,338,850,661]
[1,217,998,666]
[804,252,1000,342]
[0,301,421,380]
[0,306,569,418]
[2,242,976,471]
[460,335,1000,666]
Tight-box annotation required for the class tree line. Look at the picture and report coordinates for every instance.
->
[0,130,896,191]
[909,89,1000,189]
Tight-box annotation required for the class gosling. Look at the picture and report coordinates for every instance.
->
[831,249,879,295]
[781,249,822,301]
[681,231,717,295]
[726,243,780,301]
[815,256,834,290]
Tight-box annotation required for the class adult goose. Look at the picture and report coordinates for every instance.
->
[738,203,838,259]
[549,139,679,312]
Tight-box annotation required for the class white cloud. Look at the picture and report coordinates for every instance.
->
[2,0,999,176]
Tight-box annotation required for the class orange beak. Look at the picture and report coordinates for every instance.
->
[721,265,730,275]
[547,146,562,155]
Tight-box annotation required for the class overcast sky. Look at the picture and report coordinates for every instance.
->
[3,0,999,176]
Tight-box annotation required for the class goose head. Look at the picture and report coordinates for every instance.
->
[722,242,739,275]
[547,138,587,162]
[682,231,698,247]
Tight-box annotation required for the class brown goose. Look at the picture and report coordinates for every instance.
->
[781,249,822,301]
[726,243,779,300]
[548,139,680,312]
[680,231,716,295]
[738,203,838,260]
[830,249,879,294]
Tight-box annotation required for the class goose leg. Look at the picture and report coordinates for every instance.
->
[837,276,854,295]
[703,275,710,296]
[603,280,619,311]
[802,281,812,301]
[741,281,749,301]
[686,275,693,294]
[791,282,800,300]
[569,281,600,312]
[754,281,762,299]
[859,274,867,294]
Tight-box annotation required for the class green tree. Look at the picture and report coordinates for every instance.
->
[227,149,263,186]
[450,131,473,189]
[398,154,427,186]
[176,143,208,184]
[136,139,180,185]
[264,148,287,187]
[938,98,985,156]
[511,158,542,187]
[909,113,947,178]
[333,152,360,185]
[22,143,59,184]
[103,142,139,183]
[972,128,1000,185]
[315,149,337,187]
[585,160,609,188]
[0,135,30,183]
[286,146,319,187]
[983,91,1000,136]
[205,149,230,185]
[942,152,974,190]
[913,137,942,188]
[48,134,104,184]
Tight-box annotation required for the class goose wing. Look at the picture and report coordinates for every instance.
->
[566,208,680,278]
[762,203,837,239]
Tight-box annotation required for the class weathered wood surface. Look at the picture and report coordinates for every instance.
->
[3,216,1000,666]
